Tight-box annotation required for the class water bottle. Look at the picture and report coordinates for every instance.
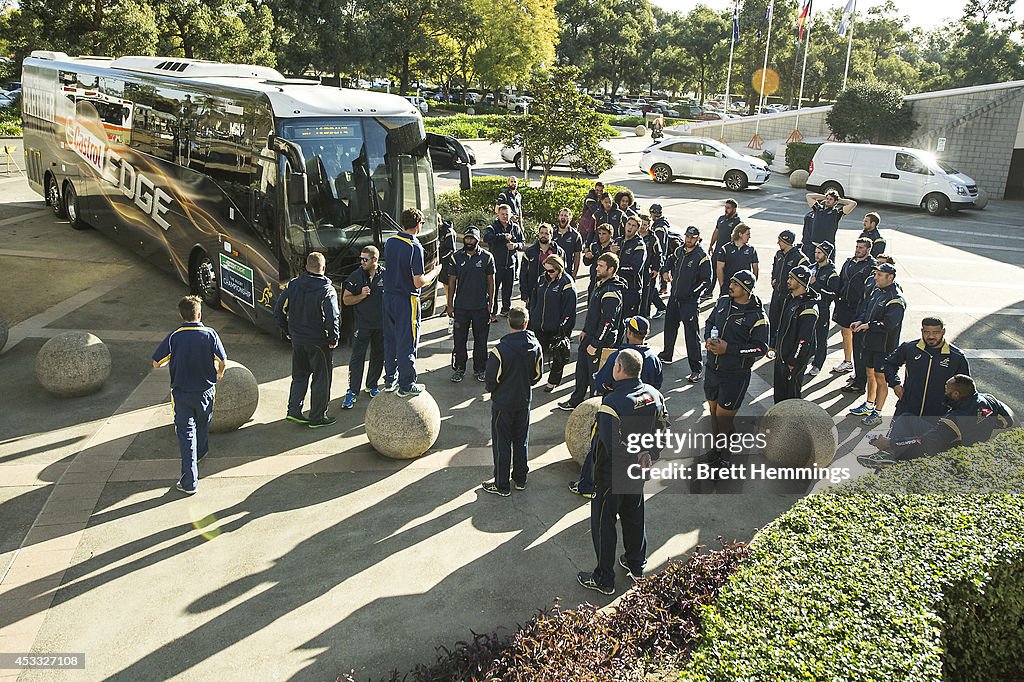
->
[710,327,719,341]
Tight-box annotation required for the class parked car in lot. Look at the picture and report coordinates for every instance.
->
[696,110,731,121]
[806,142,979,215]
[403,95,429,114]
[427,133,477,168]
[507,95,535,113]
[596,103,627,115]
[500,145,612,176]
[620,106,644,116]
[640,136,771,191]
[0,92,15,108]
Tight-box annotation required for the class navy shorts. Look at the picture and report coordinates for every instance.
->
[703,366,752,411]
[833,302,857,328]
[864,349,887,372]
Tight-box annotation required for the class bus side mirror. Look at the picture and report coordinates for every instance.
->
[287,172,308,206]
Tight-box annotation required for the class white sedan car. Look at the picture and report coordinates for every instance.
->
[639,136,771,191]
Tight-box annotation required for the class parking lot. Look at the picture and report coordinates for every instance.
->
[1,135,1022,678]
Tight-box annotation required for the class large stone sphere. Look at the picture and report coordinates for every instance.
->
[634,125,648,137]
[210,360,259,433]
[565,397,603,464]
[789,169,809,189]
[0,314,8,353]
[760,399,838,467]
[366,390,441,459]
[974,189,989,210]
[35,331,111,397]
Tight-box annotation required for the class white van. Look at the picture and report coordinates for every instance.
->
[806,143,979,215]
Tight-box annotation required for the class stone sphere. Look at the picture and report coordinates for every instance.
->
[973,189,989,210]
[35,331,111,397]
[634,125,648,137]
[789,169,809,189]
[466,107,475,115]
[0,314,8,353]
[760,399,838,467]
[565,397,603,464]
[210,360,259,433]
[366,390,441,459]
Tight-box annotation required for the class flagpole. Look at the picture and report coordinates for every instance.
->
[796,12,813,132]
[754,0,775,141]
[724,1,738,140]
[841,8,856,91]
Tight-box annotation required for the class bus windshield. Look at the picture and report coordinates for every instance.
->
[277,115,437,267]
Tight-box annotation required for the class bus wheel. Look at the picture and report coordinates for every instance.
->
[47,176,66,219]
[63,181,90,231]
[190,251,221,307]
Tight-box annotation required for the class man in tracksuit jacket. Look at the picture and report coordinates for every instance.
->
[859,212,886,258]
[577,348,668,595]
[448,227,496,382]
[768,229,810,349]
[570,316,664,499]
[703,270,769,464]
[583,223,616,296]
[520,223,565,304]
[639,215,665,318]
[860,374,1014,467]
[529,254,577,389]
[485,204,526,317]
[649,204,674,297]
[494,176,523,223]
[483,306,543,496]
[808,240,840,375]
[559,253,626,410]
[274,251,340,428]
[833,238,876,385]
[849,262,907,426]
[659,225,712,382]
[616,216,648,318]
[773,264,819,402]
[593,193,625,242]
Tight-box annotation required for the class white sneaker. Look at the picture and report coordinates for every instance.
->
[806,366,820,376]
[831,361,853,374]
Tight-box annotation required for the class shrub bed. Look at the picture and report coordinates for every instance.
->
[437,175,627,235]
[424,113,619,140]
[0,103,22,137]
[342,542,750,682]
[678,429,1024,681]
[785,141,823,171]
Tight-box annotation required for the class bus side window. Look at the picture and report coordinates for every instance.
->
[126,82,178,162]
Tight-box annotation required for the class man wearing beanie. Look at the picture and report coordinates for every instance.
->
[773,264,819,402]
[768,229,809,350]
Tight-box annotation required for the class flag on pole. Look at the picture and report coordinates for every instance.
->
[758,0,772,40]
[797,0,812,41]
[733,0,740,41]
[838,0,856,36]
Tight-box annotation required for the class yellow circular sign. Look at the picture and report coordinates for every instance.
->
[752,68,781,96]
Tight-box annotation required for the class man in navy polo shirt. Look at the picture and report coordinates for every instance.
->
[448,227,496,382]
[382,207,443,396]
[803,189,858,260]
[342,245,386,409]
[152,295,227,495]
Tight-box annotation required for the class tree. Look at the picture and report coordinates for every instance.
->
[825,80,918,144]
[676,4,729,103]
[492,66,614,188]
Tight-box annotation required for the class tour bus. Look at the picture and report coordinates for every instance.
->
[20,51,440,333]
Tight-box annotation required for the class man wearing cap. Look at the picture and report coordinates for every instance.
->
[554,208,585,278]
[577,348,668,594]
[773,265,819,402]
[803,190,858,261]
[570,316,664,499]
[715,223,758,297]
[448,227,496,383]
[520,223,565,304]
[558,253,626,411]
[638,214,666,319]
[768,230,810,351]
[848,262,907,426]
[659,225,712,382]
[703,270,769,464]
[807,241,840,376]
[704,199,741,301]
[832,238,877,380]
[583,223,616,296]
[485,204,526,318]
[859,212,886,258]
[616,216,648,318]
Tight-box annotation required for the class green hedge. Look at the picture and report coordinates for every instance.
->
[606,115,684,127]
[785,141,823,171]
[432,102,506,115]
[424,113,619,140]
[0,102,22,137]
[678,429,1024,681]
[438,175,627,239]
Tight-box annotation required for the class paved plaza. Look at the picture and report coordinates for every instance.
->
[1,132,1023,679]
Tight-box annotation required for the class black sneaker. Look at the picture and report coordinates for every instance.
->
[481,481,511,497]
[618,554,645,580]
[577,571,614,595]
[657,352,673,364]
[175,481,197,495]
[475,371,487,382]
[451,369,465,383]
[514,479,527,491]
[556,400,578,411]
[308,416,338,429]
[687,371,702,383]
[567,480,595,499]
[841,382,865,393]
[286,413,310,425]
